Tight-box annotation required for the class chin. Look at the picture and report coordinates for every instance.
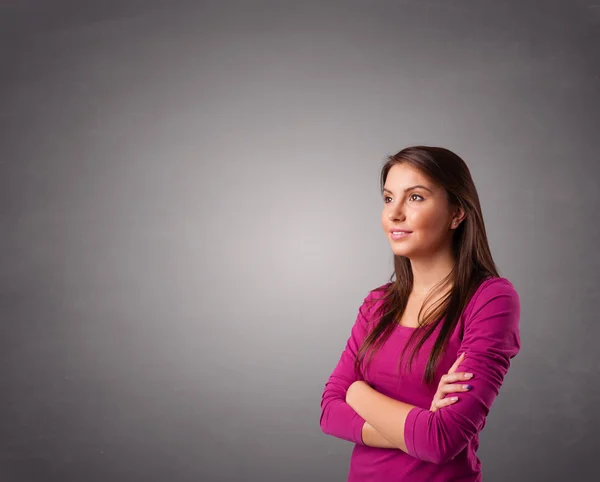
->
[389,245,410,256]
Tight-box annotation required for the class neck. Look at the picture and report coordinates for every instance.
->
[409,249,456,296]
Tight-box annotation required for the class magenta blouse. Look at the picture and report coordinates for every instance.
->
[320,277,521,481]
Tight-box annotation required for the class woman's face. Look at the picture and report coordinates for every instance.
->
[381,163,459,260]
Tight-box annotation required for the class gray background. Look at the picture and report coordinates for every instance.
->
[1,1,598,481]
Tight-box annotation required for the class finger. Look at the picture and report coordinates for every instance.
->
[447,352,466,375]
[438,383,472,394]
[436,396,459,408]
[449,352,465,374]
[439,372,473,386]
[442,373,472,385]
[455,371,474,381]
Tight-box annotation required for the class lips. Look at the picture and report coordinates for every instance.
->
[390,228,412,241]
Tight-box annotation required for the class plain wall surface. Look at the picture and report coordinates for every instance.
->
[1,1,598,481]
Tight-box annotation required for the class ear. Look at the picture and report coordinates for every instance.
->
[451,206,466,227]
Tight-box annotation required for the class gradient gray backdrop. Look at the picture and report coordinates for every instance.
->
[1,1,598,481]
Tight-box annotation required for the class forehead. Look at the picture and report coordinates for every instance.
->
[384,163,433,188]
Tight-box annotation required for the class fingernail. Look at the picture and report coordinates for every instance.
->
[463,385,472,390]
[451,397,458,401]
[464,373,473,378]
[462,352,466,357]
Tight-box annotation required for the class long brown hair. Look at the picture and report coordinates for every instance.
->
[354,146,500,385]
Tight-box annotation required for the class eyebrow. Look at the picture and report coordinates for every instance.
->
[382,184,433,194]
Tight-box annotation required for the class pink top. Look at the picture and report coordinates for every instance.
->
[320,277,521,482]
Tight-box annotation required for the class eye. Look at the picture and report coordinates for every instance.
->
[409,193,424,201]
[383,196,392,203]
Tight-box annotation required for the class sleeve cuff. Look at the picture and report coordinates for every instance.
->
[351,411,367,445]
[404,406,425,458]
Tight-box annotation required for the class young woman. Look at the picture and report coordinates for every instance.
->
[319,146,521,481]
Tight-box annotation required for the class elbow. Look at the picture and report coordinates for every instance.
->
[319,388,343,436]
[421,438,469,465]
[319,411,329,435]
[408,408,473,464]
[423,451,456,466]
[319,400,333,436]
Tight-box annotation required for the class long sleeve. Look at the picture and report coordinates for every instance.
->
[319,293,375,445]
[403,278,521,464]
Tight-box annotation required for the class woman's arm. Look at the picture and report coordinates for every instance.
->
[348,278,521,463]
[320,292,375,445]
[362,421,403,449]
[347,381,415,452]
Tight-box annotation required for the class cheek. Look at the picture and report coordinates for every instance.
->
[407,207,446,229]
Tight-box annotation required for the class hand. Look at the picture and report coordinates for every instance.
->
[429,352,473,412]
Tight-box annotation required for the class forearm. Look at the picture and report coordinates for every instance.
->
[346,381,416,452]
[320,396,366,445]
[361,421,398,448]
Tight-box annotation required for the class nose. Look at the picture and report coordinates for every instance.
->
[387,200,404,221]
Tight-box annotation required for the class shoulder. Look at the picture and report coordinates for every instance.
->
[358,281,393,324]
[471,276,520,307]
[464,276,520,328]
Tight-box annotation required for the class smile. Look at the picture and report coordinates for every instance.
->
[391,231,412,240]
